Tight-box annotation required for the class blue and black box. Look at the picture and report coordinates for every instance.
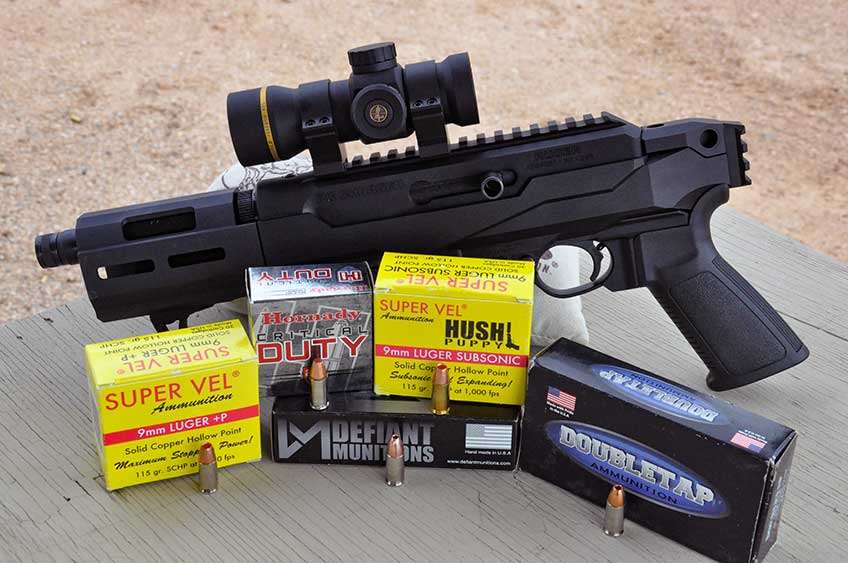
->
[520,339,796,563]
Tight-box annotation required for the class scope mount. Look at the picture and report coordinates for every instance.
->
[304,63,452,176]
[299,79,348,176]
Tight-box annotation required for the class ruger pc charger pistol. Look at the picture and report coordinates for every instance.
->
[34,42,808,390]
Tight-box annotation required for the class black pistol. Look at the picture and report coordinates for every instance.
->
[34,42,808,390]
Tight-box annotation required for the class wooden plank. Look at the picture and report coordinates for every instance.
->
[0,207,845,561]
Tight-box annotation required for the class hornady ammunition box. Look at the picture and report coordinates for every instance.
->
[271,391,520,469]
[84,320,261,491]
[247,263,373,396]
[521,339,797,563]
[373,252,534,405]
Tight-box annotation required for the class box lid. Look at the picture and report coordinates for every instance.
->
[533,339,796,461]
[247,263,372,302]
[374,252,535,303]
[84,319,255,387]
[273,391,520,420]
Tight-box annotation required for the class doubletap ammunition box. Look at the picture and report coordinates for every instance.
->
[246,263,373,397]
[271,392,520,469]
[373,252,534,405]
[84,320,261,491]
[520,339,797,563]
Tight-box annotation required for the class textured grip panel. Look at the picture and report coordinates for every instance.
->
[669,271,785,376]
[712,255,803,351]
[639,186,807,389]
[649,254,809,391]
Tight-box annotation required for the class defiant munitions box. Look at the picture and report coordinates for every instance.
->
[84,320,261,491]
[247,263,373,396]
[373,252,534,405]
[521,339,796,563]
[271,391,520,469]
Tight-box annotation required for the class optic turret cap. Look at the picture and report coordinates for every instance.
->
[348,42,398,74]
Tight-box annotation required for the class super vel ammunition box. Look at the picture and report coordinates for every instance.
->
[520,339,797,563]
[247,263,373,397]
[84,320,261,491]
[271,392,520,469]
[373,252,534,405]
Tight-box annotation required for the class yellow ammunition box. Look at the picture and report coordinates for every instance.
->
[84,320,261,491]
[374,253,534,405]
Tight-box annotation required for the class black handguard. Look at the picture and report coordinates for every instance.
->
[34,113,809,390]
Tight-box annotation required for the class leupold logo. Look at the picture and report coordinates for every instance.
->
[545,421,729,518]
[591,364,725,425]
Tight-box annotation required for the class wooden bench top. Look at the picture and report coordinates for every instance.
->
[1,207,845,561]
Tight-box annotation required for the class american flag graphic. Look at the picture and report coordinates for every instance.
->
[731,431,767,452]
[546,386,576,412]
[465,424,513,450]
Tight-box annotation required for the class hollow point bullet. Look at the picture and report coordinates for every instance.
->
[431,363,450,415]
[198,442,218,494]
[309,356,329,411]
[385,433,405,487]
[304,344,321,381]
[604,484,625,537]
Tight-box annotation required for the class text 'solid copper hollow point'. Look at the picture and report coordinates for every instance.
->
[385,433,405,487]
[309,357,329,411]
[198,442,218,494]
[604,484,625,537]
[431,363,450,415]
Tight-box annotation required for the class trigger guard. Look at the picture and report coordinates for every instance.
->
[534,241,612,299]
[570,240,606,281]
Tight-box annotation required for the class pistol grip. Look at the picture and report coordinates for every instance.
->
[639,186,808,390]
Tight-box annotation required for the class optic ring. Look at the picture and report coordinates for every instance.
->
[258,87,281,161]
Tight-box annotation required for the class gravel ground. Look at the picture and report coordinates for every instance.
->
[1,0,846,323]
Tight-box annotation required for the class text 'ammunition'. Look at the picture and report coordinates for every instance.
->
[431,364,450,415]
[385,433,405,487]
[198,442,218,494]
[604,485,625,537]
